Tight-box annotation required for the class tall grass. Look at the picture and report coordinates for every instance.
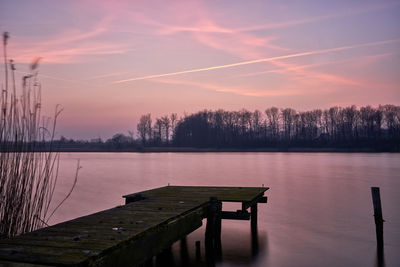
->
[0,32,74,238]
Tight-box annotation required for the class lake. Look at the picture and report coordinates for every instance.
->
[49,152,400,267]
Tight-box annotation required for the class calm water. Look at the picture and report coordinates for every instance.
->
[50,153,400,267]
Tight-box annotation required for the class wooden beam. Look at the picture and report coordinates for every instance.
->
[258,196,268,203]
[124,193,146,204]
[242,193,266,210]
[221,210,250,220]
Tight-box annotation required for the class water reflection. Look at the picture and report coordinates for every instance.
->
[251,224,259,257]
[220,229,268,266]
[52,153,400,267]
[151,224,266,267]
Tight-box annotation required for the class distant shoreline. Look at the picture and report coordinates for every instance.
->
[54,146,396,153]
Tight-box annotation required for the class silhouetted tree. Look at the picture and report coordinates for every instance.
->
[137,114,152,145]
[108,133,132,149]
[134,105,399,151]
[265,107,279,142]
[170,113,178,142]
[161,115,171,144]
[281,108,296,141]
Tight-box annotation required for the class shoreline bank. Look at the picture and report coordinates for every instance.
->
[52,146,396,153]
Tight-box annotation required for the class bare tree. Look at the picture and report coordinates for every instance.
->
[137,114,152,145]
[143,106,400,150]
[161,115,171,144]
[154,118,163,145]
[265,107,279,140]
[281,108,296,141]
[170,113,178,141]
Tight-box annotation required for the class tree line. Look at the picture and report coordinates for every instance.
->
[136,105,400,150]
[55,105,400,151]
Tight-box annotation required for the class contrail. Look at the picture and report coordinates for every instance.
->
[114,39,400,84]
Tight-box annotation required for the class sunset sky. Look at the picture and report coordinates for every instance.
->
[1,0,399,139]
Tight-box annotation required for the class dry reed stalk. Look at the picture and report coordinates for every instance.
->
[0,32,77,238]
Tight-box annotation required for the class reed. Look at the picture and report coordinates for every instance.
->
[0,32,72,238]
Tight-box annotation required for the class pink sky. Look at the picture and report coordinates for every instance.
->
[1,0,399,139]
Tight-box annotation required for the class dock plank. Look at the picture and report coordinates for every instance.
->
[0,186,268,266]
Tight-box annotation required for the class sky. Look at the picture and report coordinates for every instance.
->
[1,0,399,139]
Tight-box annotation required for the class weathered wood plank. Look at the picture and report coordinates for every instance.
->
[86,207,204,267]
[124,186,268,203]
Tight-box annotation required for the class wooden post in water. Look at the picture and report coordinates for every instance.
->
[206,197,216,243]
[143,258,153,267]
[251,203,258,235]
[371,187,384,251]
[156,246,173,267]
[205,197,222,265]
[180,237,189,265]
[215,200,222,261]
[205,197,222,243]
[195,240,201,261]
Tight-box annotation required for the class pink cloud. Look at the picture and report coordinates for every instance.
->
[192,24,287,59]
[115,1,400,62]
[268,60,366,87]
[268,51,399,90]
[114,39,399,84]
[237,1,400,32]
[7,14,132,64]
[10,41,133,64]
[154,78,316,97]
[156,19,234,35]
[116,3,288,59]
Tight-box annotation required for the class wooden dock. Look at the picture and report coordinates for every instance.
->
[0,186,268,266]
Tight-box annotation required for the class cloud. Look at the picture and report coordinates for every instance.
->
[109,0,400,64]
[117,4,288,59]
[157,20,233,35]
[11,42,133,64]
[236,1,400,33]
[236,57,371,87]
[269,60,365,87]
[114,38,400,83]
[84,71,134,80]
[266,52,398,89]
[154,79,290,97]
[190,21,288,59]
[8,15,133,64]
[237,53,395,78]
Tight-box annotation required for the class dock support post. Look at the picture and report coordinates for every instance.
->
[205,197,222,265]
[251,203,258,235]
[250,203,259,256]
[156,247,173,267]
[180,237,189,265]
[195,240,201,261]
[143,258,153,267]
[215,199,222,260]
[371,187,384,254]
[205,197,222,242]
